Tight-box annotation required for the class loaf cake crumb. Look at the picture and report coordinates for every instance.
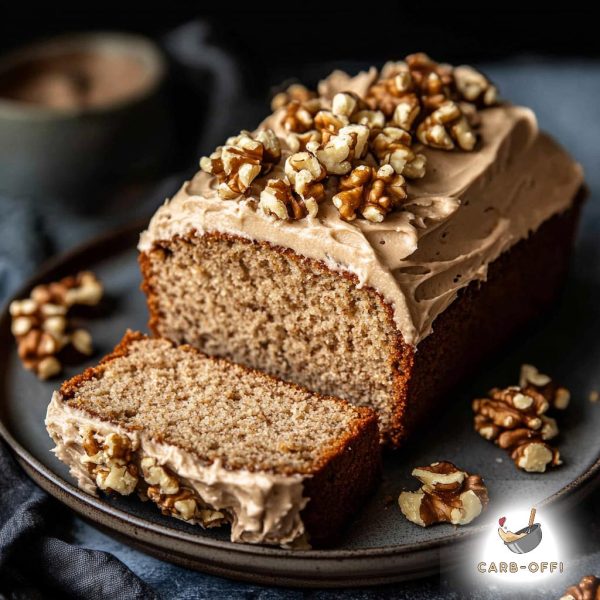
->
[47,331,380,547]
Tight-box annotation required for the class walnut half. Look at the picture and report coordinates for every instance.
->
[398,462,489,527]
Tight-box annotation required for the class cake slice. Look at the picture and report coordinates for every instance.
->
[139,55,584,446]
[45,331,380,547]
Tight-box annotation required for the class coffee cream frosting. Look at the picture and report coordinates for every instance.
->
[46,393,308,546]
[139,70,583,347]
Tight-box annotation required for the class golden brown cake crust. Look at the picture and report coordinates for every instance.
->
[139,189,584,448]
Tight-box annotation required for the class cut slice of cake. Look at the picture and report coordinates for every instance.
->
[138,54,584,446]
[45,331,380,547]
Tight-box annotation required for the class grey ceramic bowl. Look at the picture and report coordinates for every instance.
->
[504,524,543,554]
[0,32,170,201]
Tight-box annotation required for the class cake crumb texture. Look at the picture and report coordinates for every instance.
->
[140,233,408,443]
[60,332,377,475]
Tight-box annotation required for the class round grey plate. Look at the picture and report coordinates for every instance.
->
[1,223,599,588]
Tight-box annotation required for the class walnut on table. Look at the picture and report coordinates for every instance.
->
[473,365,569,473]
[398,461,489,527]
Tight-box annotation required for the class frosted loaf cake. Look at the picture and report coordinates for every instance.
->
[138,54,584,445]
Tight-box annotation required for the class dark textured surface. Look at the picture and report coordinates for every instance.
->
[0,57,599,597]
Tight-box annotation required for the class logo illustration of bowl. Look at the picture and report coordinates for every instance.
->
[497,508,542,554]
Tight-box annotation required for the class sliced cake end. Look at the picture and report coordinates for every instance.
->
[45,331,380,547]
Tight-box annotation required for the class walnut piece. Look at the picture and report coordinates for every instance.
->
[416,101,476,151]
[453,65,498,107]
[309,124,369,176]
[141,457,225,527]
[284,151,327,203]
[81,429,138,495]
[271,83,316,111]
[371,127,427,178]
[560,575,600,600]
[200,129,281,199]
[473,367,569,472]
[9,272,101,379]
[260,178,319,220]
[280,98,322,134]
[398,461,489,527]
[332,164,407,222]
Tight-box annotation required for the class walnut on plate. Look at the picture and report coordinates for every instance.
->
[398,461,489,527]
[200,129,281,199]
[473,365,569,473]
[332,164,407,222]
[9,271,101,379]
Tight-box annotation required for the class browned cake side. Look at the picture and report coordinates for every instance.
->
[139,192,583,447]
[52,332,381,547]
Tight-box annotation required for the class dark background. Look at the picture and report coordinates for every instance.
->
[3,7,596,175]
[3,7,598,94]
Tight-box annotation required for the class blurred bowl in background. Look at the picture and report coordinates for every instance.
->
[0,32,171,205]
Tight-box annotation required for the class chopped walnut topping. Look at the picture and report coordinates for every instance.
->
[10,271,101,379]
[285,130,322,153]
[284,151,326,202]
[561,575,600,600]
[454,65,498,107]
[141,457,225,526]
[309,124,369,175]
[280,98,322,133]
[200,129,281,199]
[271,83,316,111]
[200,53,500,222]
[332,164,407,222]
[416,101,476,151]
[473,367,569,472]
[81,429,138,495]
[260,178,320,220]
[398,461,489,527]
[371,127,427,178]
[313,110,349,137]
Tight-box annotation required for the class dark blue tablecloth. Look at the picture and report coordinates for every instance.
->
[1,51,599,599]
